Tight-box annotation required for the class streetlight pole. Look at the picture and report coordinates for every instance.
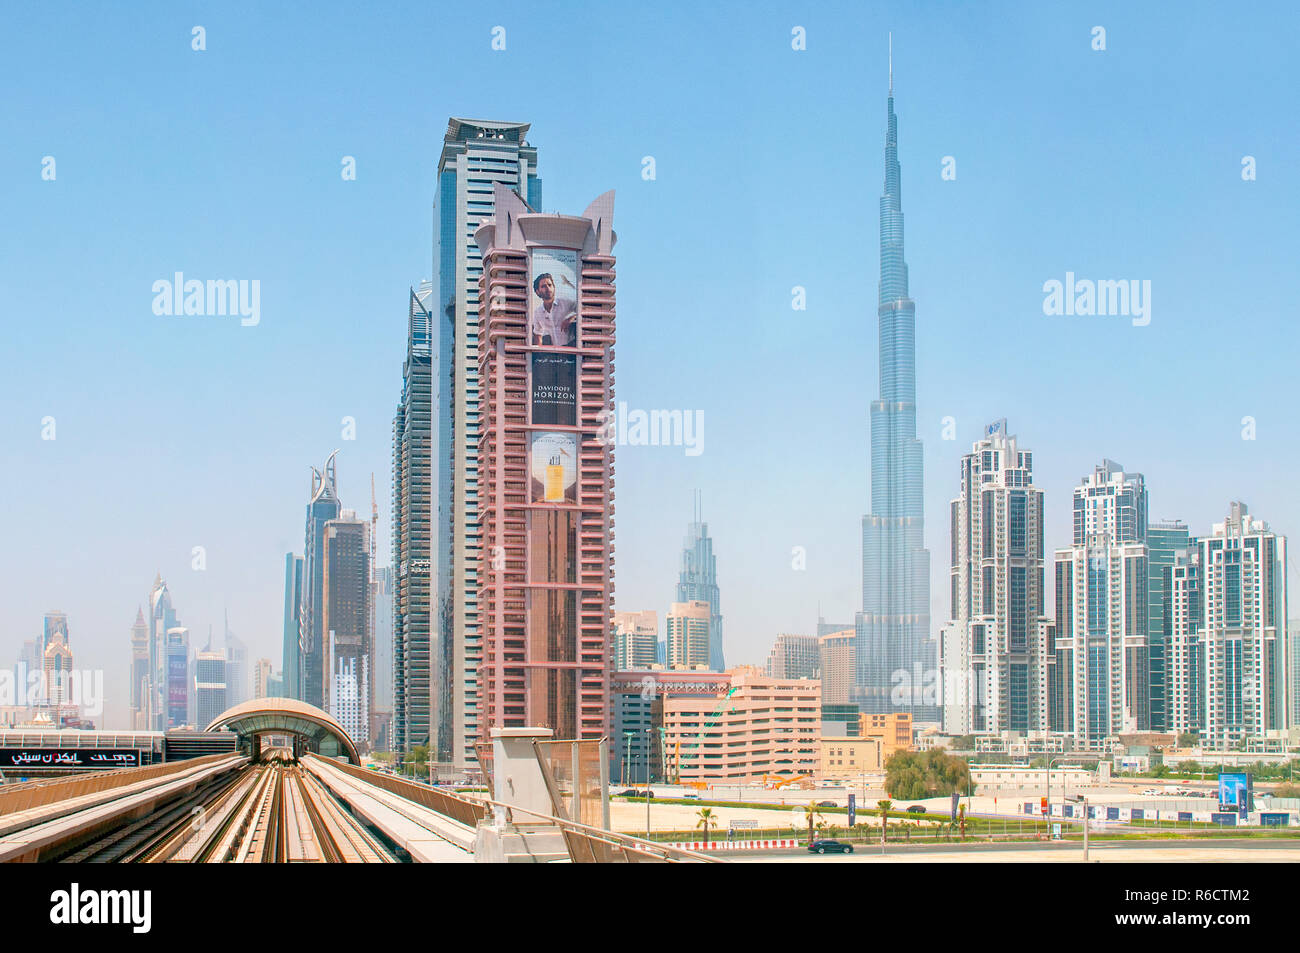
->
[1082,796,1089,862]
[1046,757,1063,830]
[622,730,634,788]
[645,727,652,840]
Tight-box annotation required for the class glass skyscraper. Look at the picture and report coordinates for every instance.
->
[856,64,934,717]
[675,493,724,671]
[431,119,541,769]
[300,451,341,711]
[1147,519,1191,732]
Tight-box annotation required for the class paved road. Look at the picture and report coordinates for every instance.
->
[732,837,1300,862]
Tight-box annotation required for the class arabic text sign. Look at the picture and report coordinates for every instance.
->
[0,748,140,769]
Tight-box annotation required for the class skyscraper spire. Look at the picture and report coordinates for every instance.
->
[856,53,933,717]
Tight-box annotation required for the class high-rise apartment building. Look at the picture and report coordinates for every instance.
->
[301,452,342,710]
[857,63,933,718]
[223,613,247,709]
[254,657,273,699]
[1166,549,1204,734]
[676,494,724,670]
[428,119,542,769]
[613,610,658,671]
[392,282,433,757]
[940,421,1050,735]
[818,628,856,705]
[1198,502,1288,746]
[766,633,820,680]
[473,182,614,743]
[322,512,372,747]
[372,565,394,715]
[667,601,712,670]
[129,608,149,729]
[1147,520,1191,732]
[281,553,304,700]
[195,649,227,728]
[1054,460,1150,749]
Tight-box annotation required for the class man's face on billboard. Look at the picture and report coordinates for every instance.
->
[537,275,555,305]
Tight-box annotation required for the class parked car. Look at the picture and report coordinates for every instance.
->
[906,805,926,814]
[682,792,700,800]
[807,839,854,855]
[817,800,837,808]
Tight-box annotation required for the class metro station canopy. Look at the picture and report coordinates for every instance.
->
[205,697,360,764]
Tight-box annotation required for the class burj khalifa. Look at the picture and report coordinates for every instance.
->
[855,44,936,718]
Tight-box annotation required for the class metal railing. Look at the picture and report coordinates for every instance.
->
[0,753,241,816]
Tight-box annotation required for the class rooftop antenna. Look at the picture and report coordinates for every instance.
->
[889,32,893,95]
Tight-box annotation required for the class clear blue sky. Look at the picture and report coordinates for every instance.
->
[2,1,1297,729]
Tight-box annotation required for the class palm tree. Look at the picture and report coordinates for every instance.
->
[696,807,716,846]
[877,799,893,844]
[804,804,823,845]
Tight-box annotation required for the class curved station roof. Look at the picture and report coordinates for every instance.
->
[205,697,359,764]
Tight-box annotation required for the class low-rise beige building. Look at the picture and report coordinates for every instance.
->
[819,736,884,778]
[664,666,820,784]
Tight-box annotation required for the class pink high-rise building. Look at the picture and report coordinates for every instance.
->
[474,183,616,741]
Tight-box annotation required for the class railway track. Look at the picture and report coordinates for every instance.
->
[53,759,398,864]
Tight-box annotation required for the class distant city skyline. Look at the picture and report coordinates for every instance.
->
[5,3,1299,732]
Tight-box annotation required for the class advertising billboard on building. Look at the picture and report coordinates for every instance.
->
[530,352,577,425]
[529,248,579,347]
[529,432,578,504]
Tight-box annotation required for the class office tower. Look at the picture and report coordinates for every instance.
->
[474,182,614,743]
[323,511,372,747]
[164,626,189,728]
[1054,461,1150,749]
[41,611,69,658]
[301,451,342,710]
[613,610,658,670]
[766,633,820,679]
[429,119,542,769]
[129,608,149,729]
[1166,550,1204,734]
[223,611,247,708]
[939,422,1050,735]
[42,626,73,707]
[266,671,285,698]
[195,648,227,727]
[148,576,179,730]
[254,657,273,699]
[372,565,394,715]
[667,601,712,669]
[857,56,933,718]
[1198,502,1288,746]
[818,628,856,705]
[393,282,433,758]
[676,493,724,670]
[281,553,304,699]
[1147,520,1191,732]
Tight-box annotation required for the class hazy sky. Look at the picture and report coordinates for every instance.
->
[3,1,1297,730]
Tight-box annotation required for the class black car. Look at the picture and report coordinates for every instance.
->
[906,805,927,814]
[808,839,854,855]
